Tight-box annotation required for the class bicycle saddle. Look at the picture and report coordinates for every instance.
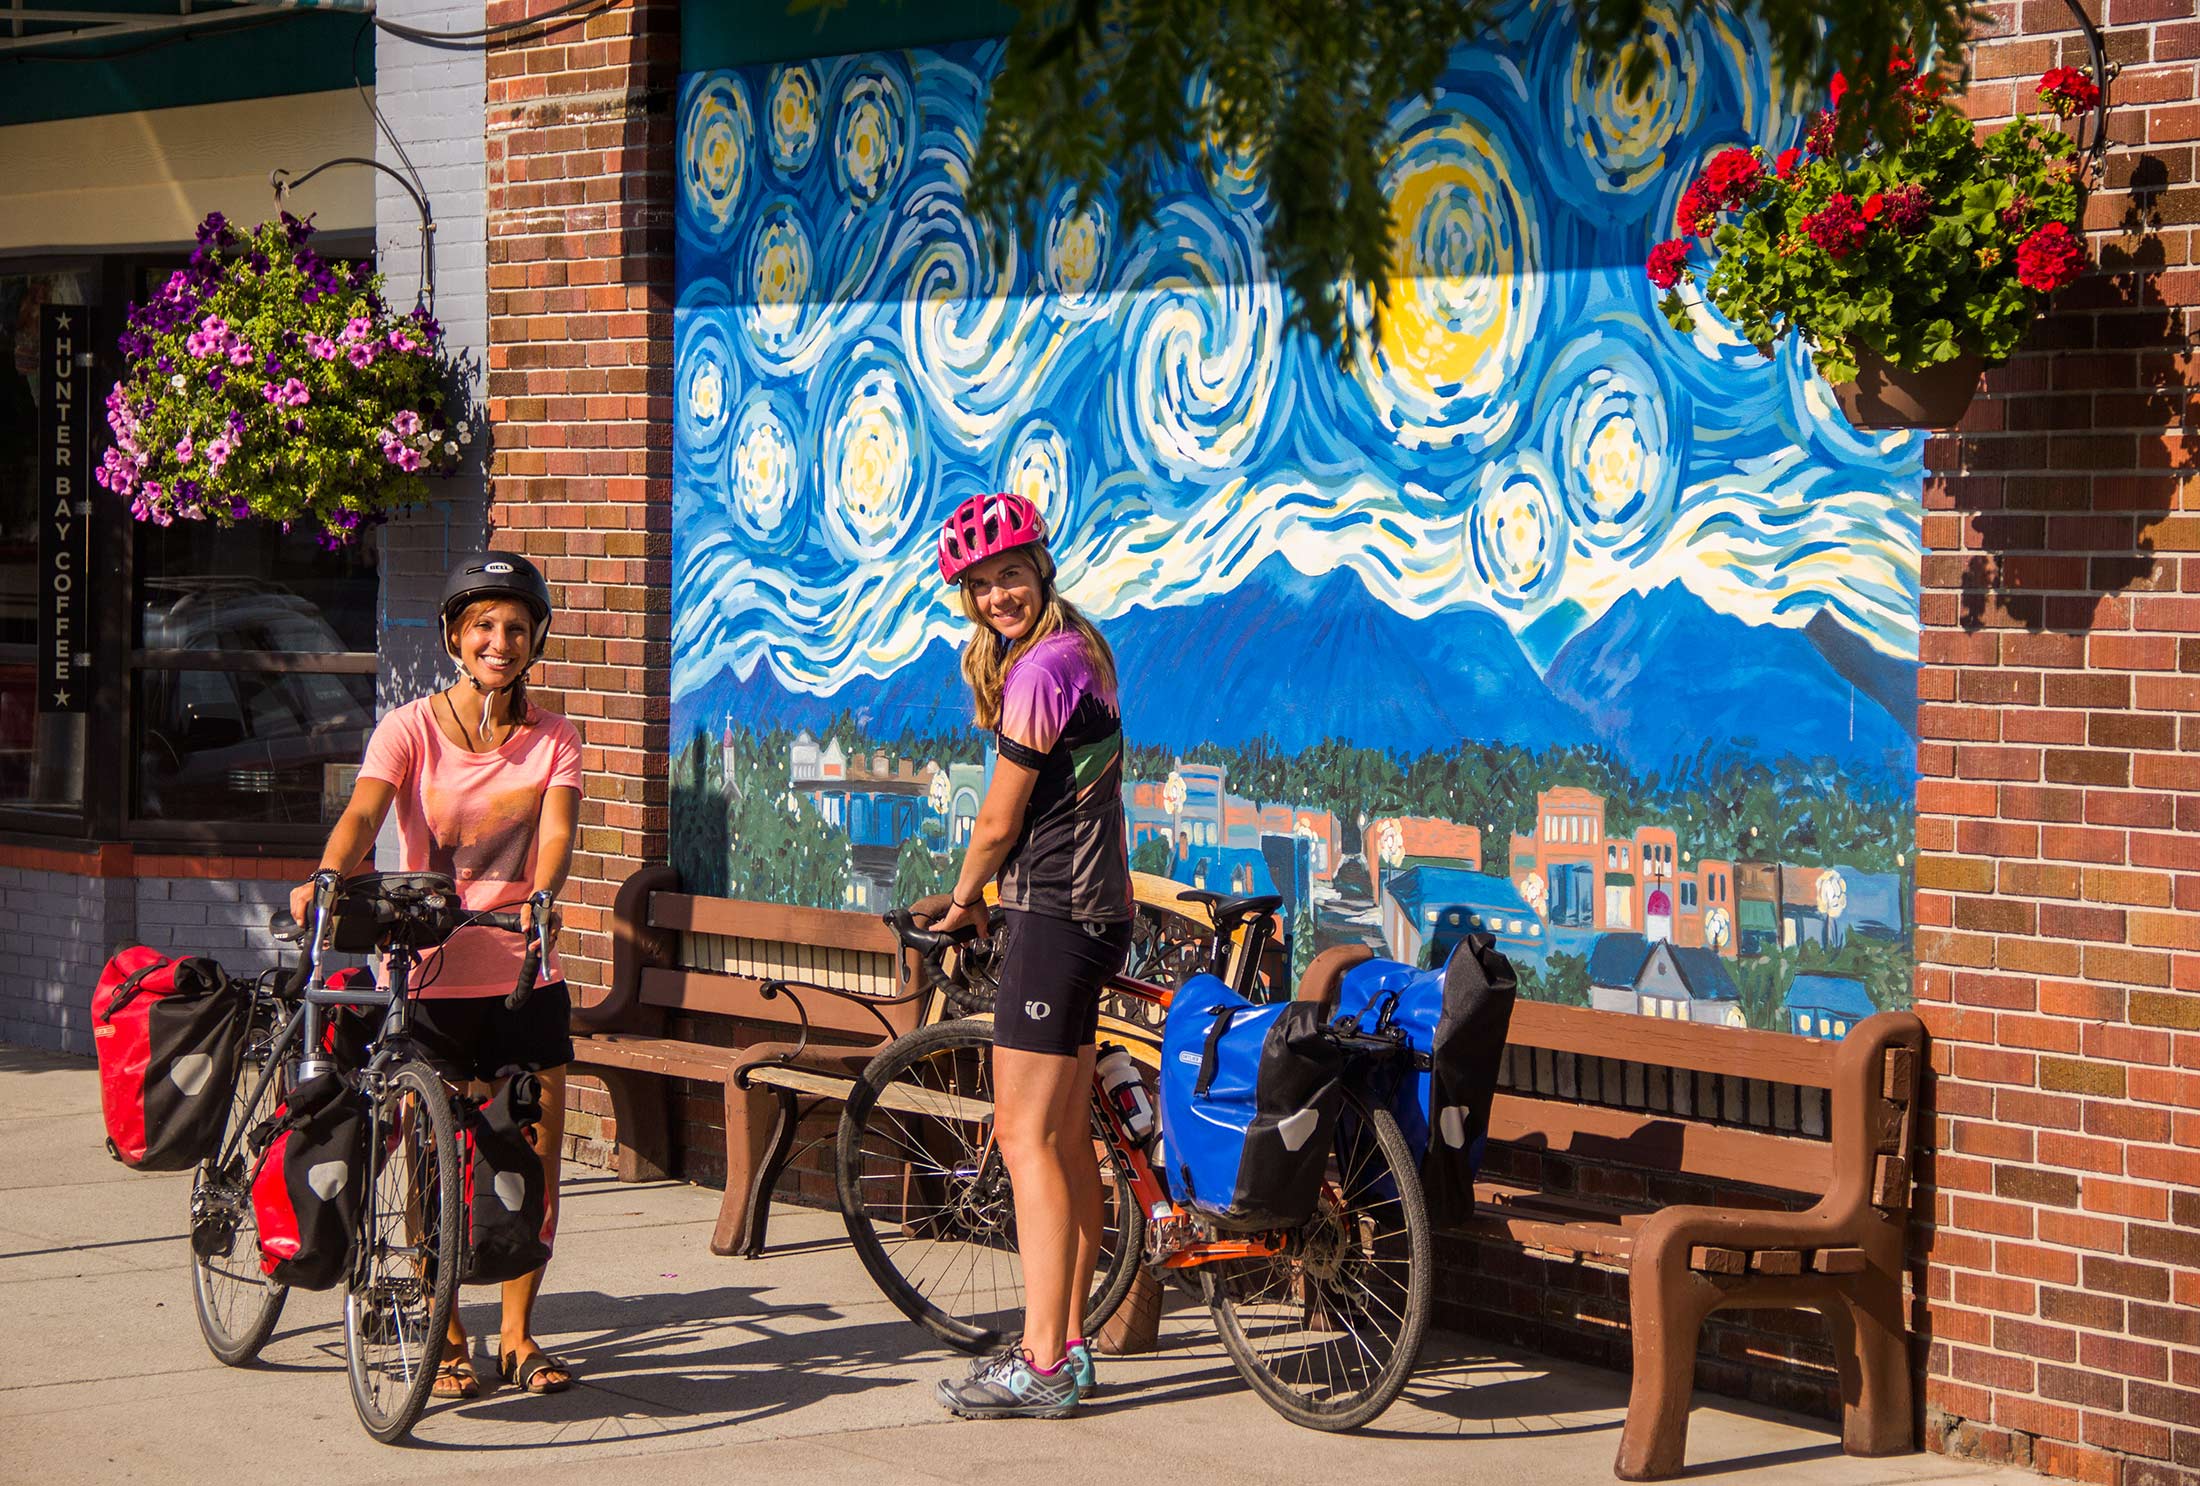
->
[1178,891,1284,932]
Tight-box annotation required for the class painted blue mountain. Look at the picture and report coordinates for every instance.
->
[1542,583,1917,782]
[673,565,1917,788]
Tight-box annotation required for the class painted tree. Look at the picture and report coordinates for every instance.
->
[669,729,732,897]
[967,0,1978,355]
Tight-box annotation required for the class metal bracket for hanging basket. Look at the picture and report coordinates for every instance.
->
[2061,0,2117,165]
[269,158,437,309]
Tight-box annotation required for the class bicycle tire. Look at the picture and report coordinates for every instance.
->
[345,1060,463,1444]
[836,1018,1145,1354]
[1206,1088,1433,1431]
[189,1008,290,1365]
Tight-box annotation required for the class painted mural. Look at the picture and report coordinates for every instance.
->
[669,7,1922,1039]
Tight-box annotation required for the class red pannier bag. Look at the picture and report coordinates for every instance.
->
[460,1071,552,1285]
[250,1071,367,1290]
[92,947,246,1170]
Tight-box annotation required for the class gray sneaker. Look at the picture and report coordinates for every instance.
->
[1066,1339,1096,1396]
[935,1348,1082,1419]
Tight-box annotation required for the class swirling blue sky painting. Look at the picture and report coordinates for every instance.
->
[671,9,1922,1031]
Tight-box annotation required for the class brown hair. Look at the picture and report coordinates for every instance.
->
[446,596,537,726]
[958,543,1118,731]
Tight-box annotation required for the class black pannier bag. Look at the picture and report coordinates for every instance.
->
[1332,932,1518,1227]
[92,947,246,1170]
[250,1071,368,1289]
[461,1072,552,1285]
[1159,974,1352,1231]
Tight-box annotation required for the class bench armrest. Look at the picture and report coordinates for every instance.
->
[576,864,683,1033]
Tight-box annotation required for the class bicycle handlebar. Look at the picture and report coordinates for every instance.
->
[267,889,552,1007]
[882,905,978,960]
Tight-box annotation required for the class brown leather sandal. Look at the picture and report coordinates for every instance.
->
[499,1347,572,1395]
[433,1353,481,1399]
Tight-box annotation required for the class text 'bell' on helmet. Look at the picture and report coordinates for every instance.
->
[937,491,1046,585]
[440,551,553,659]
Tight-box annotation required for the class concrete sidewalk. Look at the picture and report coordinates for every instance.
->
[1,1046,2029,1486]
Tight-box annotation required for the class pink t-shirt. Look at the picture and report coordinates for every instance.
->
[357,697,583,999]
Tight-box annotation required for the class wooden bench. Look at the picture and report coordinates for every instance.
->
[1300,945,1927,1482]
[569,866,937,1257]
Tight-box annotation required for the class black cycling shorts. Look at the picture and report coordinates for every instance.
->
[991,910,1132,1057]
[405,982,574,1083]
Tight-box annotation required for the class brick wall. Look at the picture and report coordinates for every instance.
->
[0,848,310,1054]
[1919,5,2200,1484]
[483,0,677,1003]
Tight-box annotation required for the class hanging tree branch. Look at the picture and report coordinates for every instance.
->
[965,0,1984,360]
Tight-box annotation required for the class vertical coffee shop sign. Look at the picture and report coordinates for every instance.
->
[38,304,91,713]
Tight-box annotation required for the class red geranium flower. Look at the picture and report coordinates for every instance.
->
[1805,110,1838,157]
[1676,182,1716,236]
[1646,238,1692,291]
[1800,193,1870,258]
[1882,182,1932,234]
[1701,147,1768,208]
[1887,44,1916,80]
[1829,70,1849,109]
[1775,147,1802,179]
[2037,66,2101,119]
[2015,221,2087,291]
[1862,192,1886,222]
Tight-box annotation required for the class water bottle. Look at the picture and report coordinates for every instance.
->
[1095,1043,1156,1145]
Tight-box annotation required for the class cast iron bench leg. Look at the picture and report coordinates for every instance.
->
[736,1085,804,1259]
[713,1075,782,1257]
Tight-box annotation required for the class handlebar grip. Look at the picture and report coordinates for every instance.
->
[476,911,525,933]
[883,906,978,957]
[506,940,542,1011]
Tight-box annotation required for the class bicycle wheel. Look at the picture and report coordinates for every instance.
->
[189,1006,289,1365]
[1207,1087,1432,1431]
[345,1060,462,1444]
[837,1018,1145,1353]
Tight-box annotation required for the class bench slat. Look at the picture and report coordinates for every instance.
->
[651,893,902,955]
[571,1034,740,1080]
[640,967,923,1040]
[1507,1000,1838,1090]
[1490,1091,1832,1194]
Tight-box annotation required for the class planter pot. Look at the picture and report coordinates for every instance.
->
[1832,349,1986,431]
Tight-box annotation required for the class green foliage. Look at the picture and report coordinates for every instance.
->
[669,729,732,897]
[1657,74,2087,381]
[1732,950,1796,1031]
[971,0,1981,358]
[98,212,461,544]
[1131,835,1176,875]
[1516,948,1590,1008]
[719,725,859,909]
[894,835,955,903]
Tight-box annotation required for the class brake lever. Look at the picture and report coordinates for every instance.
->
[506,890,556,1011]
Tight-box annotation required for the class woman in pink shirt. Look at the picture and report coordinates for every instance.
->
[291,551,582,1400]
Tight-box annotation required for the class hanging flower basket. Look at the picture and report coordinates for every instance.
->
[1647,56,2101,433]
[1832,347,1987,430]
[96,212,467,546]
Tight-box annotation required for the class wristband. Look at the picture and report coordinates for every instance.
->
[950,893,977,910]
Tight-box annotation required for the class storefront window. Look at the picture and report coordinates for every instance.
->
[133,521,377,826]
[0,267,94,815]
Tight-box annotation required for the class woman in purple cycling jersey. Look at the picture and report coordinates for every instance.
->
[928,490,1134,1420]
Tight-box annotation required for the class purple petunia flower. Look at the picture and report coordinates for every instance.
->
[175,436,194,463]
[392,410,420,437]
[347,342,376,369]
[229,342,256,367]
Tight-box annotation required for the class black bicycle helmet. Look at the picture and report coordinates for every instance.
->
[440,550,553,662]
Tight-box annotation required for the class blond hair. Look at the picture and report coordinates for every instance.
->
[445,596,537,726]
[958,545,1119,731]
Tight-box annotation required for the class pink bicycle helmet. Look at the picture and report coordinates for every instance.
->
[937,491,1046,585]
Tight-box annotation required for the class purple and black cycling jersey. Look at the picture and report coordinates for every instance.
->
[993,630,1133,924]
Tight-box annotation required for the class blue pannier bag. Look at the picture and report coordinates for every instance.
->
[1158,972,1350,1231]
[1332,932,1517,1227]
